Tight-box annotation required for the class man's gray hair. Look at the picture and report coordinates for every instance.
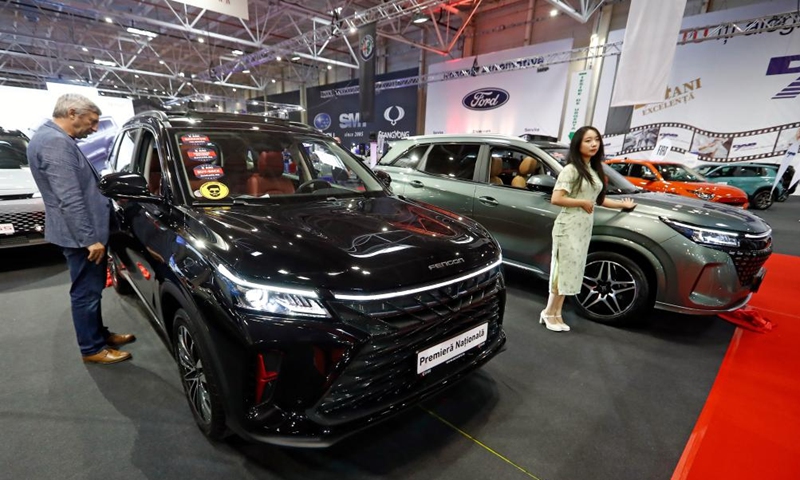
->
[52,93,102,118]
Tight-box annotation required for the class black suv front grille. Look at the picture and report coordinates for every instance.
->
[318,266,504,424]
[710,235,772,286]
[0,210,45,235]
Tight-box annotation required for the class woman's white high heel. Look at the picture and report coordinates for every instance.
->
[539,312,566,332]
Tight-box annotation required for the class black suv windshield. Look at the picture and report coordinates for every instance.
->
[0,134,28,169]
[170,130,384,202]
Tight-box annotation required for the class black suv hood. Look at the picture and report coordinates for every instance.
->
[185,197,500,292]
[613,191,771,234]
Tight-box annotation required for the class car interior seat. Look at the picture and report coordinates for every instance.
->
[511,156,539,189]
[490,157,503,185]
[147,145,162,195]
[247,151,295,196]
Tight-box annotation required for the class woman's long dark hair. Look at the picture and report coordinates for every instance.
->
[567,125,607,205]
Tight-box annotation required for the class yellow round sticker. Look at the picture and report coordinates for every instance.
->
[199,181,230,200]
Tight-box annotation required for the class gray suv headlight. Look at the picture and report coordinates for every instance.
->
[217,265,331,318]
[660,217,740,247]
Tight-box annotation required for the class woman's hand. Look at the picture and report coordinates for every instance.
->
[619,198,636,210]
[580,199,594,213]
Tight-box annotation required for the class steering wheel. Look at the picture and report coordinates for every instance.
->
[296,178,332,193]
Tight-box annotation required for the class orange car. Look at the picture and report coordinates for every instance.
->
[605,159,749,208]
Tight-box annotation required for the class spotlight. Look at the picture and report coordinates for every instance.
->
[412,12,429,24]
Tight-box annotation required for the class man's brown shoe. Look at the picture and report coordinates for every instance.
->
[106,332,136,347]
[82,348,132,364]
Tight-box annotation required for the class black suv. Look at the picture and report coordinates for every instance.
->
[99,110,506,446]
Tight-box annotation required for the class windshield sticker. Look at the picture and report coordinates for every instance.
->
[198,181,229,200]
[186,147,218,162]
[180,134,211,145]
[193,164,224,180]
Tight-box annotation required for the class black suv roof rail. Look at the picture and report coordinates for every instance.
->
[129,109,320,133]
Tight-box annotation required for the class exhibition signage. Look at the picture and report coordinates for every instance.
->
[561,70,592,143]
[358,22,378,122]
[594,0,800,164]
[306,68,418,148]
[425,39,573,138]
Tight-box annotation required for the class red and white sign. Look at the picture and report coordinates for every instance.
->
[193,164,224,180]
[180,134,211,145]
[186,147,218,162]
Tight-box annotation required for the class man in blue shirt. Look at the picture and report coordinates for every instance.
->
[27,93,134,364]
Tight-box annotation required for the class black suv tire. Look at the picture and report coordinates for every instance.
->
[173,309,227,440]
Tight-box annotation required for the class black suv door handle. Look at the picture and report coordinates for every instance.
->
[409,180,424,188]
[478,196,499,206]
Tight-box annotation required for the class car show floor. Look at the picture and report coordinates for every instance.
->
[1,197,798,480]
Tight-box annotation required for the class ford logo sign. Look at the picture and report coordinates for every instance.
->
[462,88,509,111]
[313,113,332,131]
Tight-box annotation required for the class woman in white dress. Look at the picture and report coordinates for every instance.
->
[540,126,636,332]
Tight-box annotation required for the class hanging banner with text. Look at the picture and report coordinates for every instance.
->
[358,22,377,122]
[593,1,800,164]
[425,39,573,138]
[560,70,592,143]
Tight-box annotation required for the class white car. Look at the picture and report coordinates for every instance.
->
[0,128,46,248]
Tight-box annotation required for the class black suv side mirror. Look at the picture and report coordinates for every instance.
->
[99,172,161,203]
[526,174,556,192]
[374,169,392,187]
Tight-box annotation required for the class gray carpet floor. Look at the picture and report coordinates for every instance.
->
[1,196,796,480]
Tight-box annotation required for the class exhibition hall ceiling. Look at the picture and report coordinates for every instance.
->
[0,0,608,101]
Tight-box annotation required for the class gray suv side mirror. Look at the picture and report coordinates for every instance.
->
[526,174,556,192]
[374,169,392,187]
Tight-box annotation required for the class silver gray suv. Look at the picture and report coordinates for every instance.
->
[378,134,772,325]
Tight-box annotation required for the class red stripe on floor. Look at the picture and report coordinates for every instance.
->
[672,253,800,480]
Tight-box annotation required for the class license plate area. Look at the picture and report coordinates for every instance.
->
[0,223,15,235]
[416,323,487,375]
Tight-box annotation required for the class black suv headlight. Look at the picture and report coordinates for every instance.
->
[217,265,331,318]
[660,217,740,247]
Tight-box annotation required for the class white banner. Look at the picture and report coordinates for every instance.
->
[173,0,249,21]
[561,70,592,143]
[611,0,687,106]
[425,39,573,138]
[596,1,800,164]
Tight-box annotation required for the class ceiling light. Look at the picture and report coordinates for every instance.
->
[104,17,113,23]
[276,56,281,61]
[232,49,244,55]
[550,9,558,17]
[327,65,332,70]
[126,27,158,38]
[291,56,300,61]
[204,95,211,100]
[271,79,276,83]
[412,12,429,24]
[191,73,197,78]
[134,74,139,78]
[242,69,250,74]
[232,88,236,92]
[81,47,88,52]
[69,65,75,69]
[93,59,117,66]
[198,38,205,43]
[349,26,357,34]
[178,72,185,77]
[158,60,165,65]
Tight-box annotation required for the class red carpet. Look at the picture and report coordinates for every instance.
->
[672,254,800,480]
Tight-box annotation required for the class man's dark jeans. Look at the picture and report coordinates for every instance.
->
[62,247,109,356]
